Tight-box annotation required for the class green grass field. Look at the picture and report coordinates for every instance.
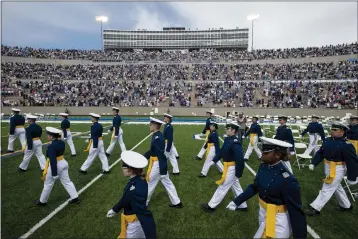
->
[1,122,357,239]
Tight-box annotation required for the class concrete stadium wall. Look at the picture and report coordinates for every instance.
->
[2,54,357,66]
[1,107,357,117]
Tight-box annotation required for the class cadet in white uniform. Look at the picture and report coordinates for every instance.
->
[106,151,157,239]
[80,113,110,174]
[18,115,46,171]
[300,115,325,156]
[200,122,248,212]
[243,116,263,161]
[59,113,76,156]
[35,127,79,205]
[163,113,180,175]
[145,117,183,208]
[306,122,357,216]
[106,107,126,157]
[7,108,26,153]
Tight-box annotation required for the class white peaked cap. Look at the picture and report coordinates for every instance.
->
[260,137,293,152]
[112,107,120,110]
[164,113,173,118]
[89,113,101,118]
[121,151,148,169]
[11,108,21,112]
[26,114,38,119]
[46,127,62,134]
[59,113,69,116]
[150,117,164,124]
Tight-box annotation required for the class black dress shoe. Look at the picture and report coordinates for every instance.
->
[306,207,320,216]
[236,207,248,212]
[101,170,110,174]
[172,172,180,176]
[244,158,249,162]
[18,168,26,172]
[71,154,76,157]
[200,203,215,213]
[337,205,353,212]
[176,156,180,160]
[69,198,80,204]
[34,200,47,206]
[6,150,14,153]
[105,153,110,157]
[194,156,202,160]
[79,170,87,175]
[169,202,183,208]
[198,174,206,178]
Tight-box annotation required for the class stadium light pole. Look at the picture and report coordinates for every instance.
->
[95,16,108,52]
[247,14,259,52]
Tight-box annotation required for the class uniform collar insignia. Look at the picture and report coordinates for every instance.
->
[282,172,290,178]
[130,185,135,191]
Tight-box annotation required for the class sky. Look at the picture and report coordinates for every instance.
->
[1,1,357,50]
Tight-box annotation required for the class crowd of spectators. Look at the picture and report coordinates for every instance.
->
[2,42,357,61]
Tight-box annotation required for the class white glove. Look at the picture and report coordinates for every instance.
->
[53,176,59,180]
[347,180,358,185]
[108,129,111,133]
[164,151,170,157]
[63,138,67,141]
[114,136,118,139]
[106,209,116,218]
[93,148,97,151]
[160,174,167,179]
[309,164,314,171]
[242,135,245,139]
[290,151,295,155]
[226,201,237,211]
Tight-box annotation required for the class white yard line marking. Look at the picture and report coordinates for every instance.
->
[19,132,152,239]
[219,137,320,239]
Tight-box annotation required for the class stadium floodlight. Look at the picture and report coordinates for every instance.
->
[95,16,108,51]
[247,14,259,51]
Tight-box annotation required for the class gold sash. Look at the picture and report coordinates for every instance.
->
[146,156,158,182]
[41,155,64,180]
[216,162,235,185]
[323,159,344,184]
[118,213,138,238]
[259,198,287,238]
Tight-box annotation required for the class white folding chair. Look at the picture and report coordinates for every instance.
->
[294,142,311,169]
[342,176,357,202]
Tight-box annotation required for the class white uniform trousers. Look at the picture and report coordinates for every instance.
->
[208,166,248,209]
[254,205,292,238]
[80,140,109,172]
[19,140,46,170]
[7,127,26,151]
[310,164,351,211]
[40,159,78,203]
[244,135,262,160]
[304,134,320,156]
[282,161,293,174]
[126,221,145,238]
[106,128,126,154]
[173,144,179,158]
[197,140,207,159]
[64,131,76,155]
[146,161,181,206]
[165,142,179,173]
[201,146,224,176]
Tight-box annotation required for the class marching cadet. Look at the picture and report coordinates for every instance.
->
[79,113,110,174]
[35,127,79,205]
[106,107,126,157]
[163,113,180,175]
[226,137,307,239]
[144,117,183,208]
[7,108,26,153]
[347,115,358,154]
[236,112,247,144]
[306,122,358,216]
[195,110,213,160]
[243,116,263,161]
[300,115,325,156]
[106,150,157,239]
[199,121,224,177]
[18,115,46,171]
[200,122,248,212]
[274,114,295,174]
[59,113,76,156]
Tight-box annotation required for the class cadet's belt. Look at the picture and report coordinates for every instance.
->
[165,140,168,143]
[146,156,158,182]
[83,137,103,152]
[16,125,24,128]
[33,137,40,140]
[250,133,257,146]
[21,139,39,152]
[42,155,64,181]
[66,128,70,131]
[259,197,287,238]
[205,143,214,159]
[348,139,358,154]
[323,159,345,184]
[118,213,138,239]
[216,161,235,185]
